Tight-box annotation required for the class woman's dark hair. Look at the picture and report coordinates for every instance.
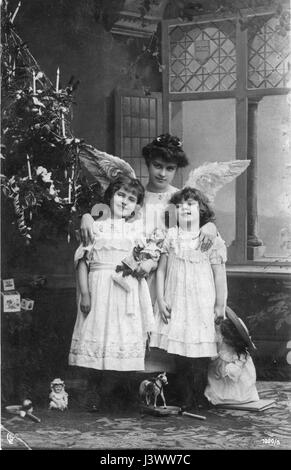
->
[103,175,145,208]
[220,319,248,358]
[142,133,189,168]
[168,187,215,227]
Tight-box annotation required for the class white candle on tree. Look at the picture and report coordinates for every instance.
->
[11,1,21,23]
[27,154,32,179]
[56,67,60,92]
[32,70,36,94]
[61,111,66,137]
[68,178,72,204]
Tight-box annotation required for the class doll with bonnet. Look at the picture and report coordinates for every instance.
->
[49,378,68,411]
[204,307,259,405]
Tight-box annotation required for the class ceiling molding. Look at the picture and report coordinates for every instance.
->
[110,0,168,38]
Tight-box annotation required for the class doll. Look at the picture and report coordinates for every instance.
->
[204,307,259,405]
[49,378,68,411]
[112,228,166,292]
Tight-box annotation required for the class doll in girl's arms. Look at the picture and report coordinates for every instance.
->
[114,228,166,282]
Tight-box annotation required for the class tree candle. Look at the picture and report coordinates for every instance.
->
[56,67,60,93]
[27,154,32,179]
[68,178,72,203]
[61,112,66,137]
[11,1,21,23]
[32,70,36,94]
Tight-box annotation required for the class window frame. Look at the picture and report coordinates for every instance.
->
[161,7,291,269]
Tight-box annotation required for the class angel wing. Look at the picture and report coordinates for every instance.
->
[78,143,136,193]
[184,160,250,203]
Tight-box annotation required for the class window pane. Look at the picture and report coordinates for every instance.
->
[171,99,236,247]
[169,20,236,93]
[248,15,291,89]
[257,95,291,259]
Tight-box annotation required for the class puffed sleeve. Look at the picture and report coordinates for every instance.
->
[209,235,227,265]
[74,243,93,269]
[73,222,100,268]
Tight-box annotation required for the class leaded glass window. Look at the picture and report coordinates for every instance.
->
[248,15,291,88]
[169,20,236,93]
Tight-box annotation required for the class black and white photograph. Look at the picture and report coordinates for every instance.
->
[1,0,291,453]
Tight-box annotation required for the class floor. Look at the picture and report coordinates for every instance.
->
[1,382,291,450]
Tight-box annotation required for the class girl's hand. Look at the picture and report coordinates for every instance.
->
[80,213,94,246]
[80,293,91,315]
[214,305,225,324]
[199,222,217,252]
[158,299,171,324]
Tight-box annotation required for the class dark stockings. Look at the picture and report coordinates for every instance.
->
[175,356,210,409]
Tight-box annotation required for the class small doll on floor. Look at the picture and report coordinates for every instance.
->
[204,307,259,405]
[49,378,68,411]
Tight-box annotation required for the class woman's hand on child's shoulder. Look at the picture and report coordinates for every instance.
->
[158,298,171,324]
[199,222,217,251]
[80,292,91,315]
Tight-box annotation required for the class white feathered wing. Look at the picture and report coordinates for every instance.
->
[78,143,136,194]
[184,160,250,203]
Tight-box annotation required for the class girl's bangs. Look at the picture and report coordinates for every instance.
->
[120,183,139,198]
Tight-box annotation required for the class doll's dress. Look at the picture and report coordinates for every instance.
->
[150,227,227,358]
[204,339,259,405]
[68,218,154,371]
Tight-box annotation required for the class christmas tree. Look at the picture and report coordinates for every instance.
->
[1,1,99,243]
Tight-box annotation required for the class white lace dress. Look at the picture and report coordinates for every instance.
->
[150,227,227,358]
[143,186,179,372]
[204,341,259,405]
[68,218,154,371]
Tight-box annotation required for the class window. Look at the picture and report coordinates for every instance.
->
[162,8,291,266]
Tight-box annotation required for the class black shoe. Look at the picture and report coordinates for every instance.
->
[193,395,211,410]
[85,390,101,412]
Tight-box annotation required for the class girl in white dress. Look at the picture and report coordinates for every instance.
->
[204,307,259,405]
[79,135,218,374]
[150,187,228,407]
[68,175,155,372]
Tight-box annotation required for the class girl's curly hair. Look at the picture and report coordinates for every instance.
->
[220,319,249,358]
[142,134,189,168]
[169,187,215,228]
